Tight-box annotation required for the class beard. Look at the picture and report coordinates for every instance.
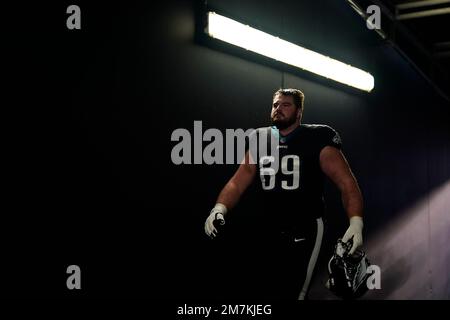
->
[271,113,297,129]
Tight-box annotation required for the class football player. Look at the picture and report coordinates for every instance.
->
[204,88,364,299]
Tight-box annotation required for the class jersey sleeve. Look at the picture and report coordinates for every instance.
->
[245,128,259,163]
[317,125,342,151]
[245,127,273,165]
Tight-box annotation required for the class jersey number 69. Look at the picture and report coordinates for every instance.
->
[259,155,300,190]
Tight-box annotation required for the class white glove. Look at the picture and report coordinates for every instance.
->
[342,216,363,255]
[204,203,227,239]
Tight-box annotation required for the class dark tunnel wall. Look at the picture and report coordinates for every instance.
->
[5,1,449,298]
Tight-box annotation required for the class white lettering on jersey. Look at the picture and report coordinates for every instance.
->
[259,155,300,190]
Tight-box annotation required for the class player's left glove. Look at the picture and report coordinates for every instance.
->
[342,216,363,255]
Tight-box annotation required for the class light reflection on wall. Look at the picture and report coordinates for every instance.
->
[309,181,450,300]
[363,180,450,299]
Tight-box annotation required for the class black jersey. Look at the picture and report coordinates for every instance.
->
[247,124,342,231]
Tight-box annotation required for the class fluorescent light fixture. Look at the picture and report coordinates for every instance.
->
[206,12,375,92]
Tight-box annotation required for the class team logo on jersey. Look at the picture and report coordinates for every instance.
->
[333,133,341,145]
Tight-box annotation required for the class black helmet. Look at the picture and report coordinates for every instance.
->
[326,238,371,299]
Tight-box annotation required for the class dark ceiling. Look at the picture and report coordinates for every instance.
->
[348,0,450,100]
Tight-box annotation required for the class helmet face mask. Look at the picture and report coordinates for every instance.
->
[327,238,371,299]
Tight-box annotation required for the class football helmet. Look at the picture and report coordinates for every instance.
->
[326,238,371,299]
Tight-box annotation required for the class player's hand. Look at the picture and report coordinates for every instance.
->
[342,216,363,255]
[204,203,227,239]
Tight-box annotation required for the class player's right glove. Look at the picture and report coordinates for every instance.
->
[204,203,227,239]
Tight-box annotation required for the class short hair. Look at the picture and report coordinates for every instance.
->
[273,88,305,110]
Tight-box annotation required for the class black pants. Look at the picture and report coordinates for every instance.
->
[229,217,324,299]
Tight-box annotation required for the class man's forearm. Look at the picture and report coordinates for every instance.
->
[341,186,364,218]
[341,184,364,252]
[216,180,243,213]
